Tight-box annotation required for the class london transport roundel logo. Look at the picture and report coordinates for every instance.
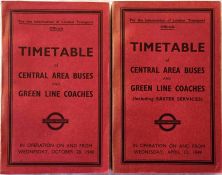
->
[42,112,69,130]
[154,113,181,131]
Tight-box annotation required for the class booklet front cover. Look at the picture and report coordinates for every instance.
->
[1,2,110,173]
[112,1,221,173]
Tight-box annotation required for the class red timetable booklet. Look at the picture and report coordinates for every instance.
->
[112,1,221,173]
[1,1,109,173]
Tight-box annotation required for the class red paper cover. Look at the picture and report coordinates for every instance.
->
[1,1,109,173]
[112,1,221,173]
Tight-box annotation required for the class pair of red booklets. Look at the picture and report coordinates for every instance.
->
[1,1,221,173]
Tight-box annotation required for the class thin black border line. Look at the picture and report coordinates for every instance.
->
[121,8,126,163]
[9,10,103,166]
[110,4,113,170]
[121,8,215,164]
[210,8,215,165]
[121,8,214,12]
[8,10,13,166]
[11,9,102,13]
[98,10,103,166]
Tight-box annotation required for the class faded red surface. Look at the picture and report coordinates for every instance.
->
[1,2,109,173]
[112,1,221,173]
